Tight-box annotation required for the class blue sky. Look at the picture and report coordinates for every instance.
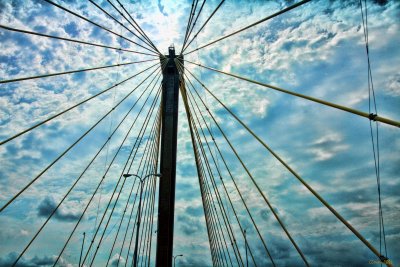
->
[0,0,399,266]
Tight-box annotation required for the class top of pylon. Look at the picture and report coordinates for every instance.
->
[168,44,175,57]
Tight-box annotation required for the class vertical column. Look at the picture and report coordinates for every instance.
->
[156,47,182,266]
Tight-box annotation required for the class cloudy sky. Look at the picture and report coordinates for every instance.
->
[0,0,399,266]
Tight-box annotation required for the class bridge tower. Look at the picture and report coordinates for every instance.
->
[155,46,182,266]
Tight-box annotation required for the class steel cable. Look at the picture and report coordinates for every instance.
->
[177,59,310,266]
[0,59,157,84]
[185,60,400,128]
[0,62,159,146]
[184,0,311,55]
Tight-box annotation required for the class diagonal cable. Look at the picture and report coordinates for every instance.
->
[184,97,220,266]
[0,24,158,56]
[0,65,160,214]
[182,59,394,266]
[177,59,310,266]
[116,105,161,267]
[189,100,241,266]
[184,0,311,55]
[105,108,160,267]
[107,0,158,54]
[88,0,159,54]
[181,82,245,266]
[181,0,206,54]
[0,62,159,146]
[83,85,162,266]
[182,83,236,267]
[182,0,225,53]
[101,79,161,267]
[145,109,162,266]
[359,0,388,263]
[180,75,272,266]
[185,60,400,128]
[181,0,199,53]
[179,64,274,265]
[114,0,161,55]
[125,106,161,267]
[53,82,161,267]
[42,0,156,54]
[10,70,161,267]
[0,59,157,84]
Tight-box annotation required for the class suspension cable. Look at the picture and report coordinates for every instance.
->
[181,83,217,266]
[10,71,161,267]
[101,90,161,267]
[182,82,246,266]
[0,62,159,146]
[186,82,227,267]
[180,67,272,266]
[200,153,232,267]
[51,82,160,266]
[125,150,158,267]
[137,162,157,266]
[109,160,154,267]
[116,134,157,267]
[88,33,124,262]
[181,59,394,266]
[143,138,160,265]
[181,74,268,266]
[0,24,158,56]
[102,80,161,267]
[185,60,400,128]
[179,66,223,265]
[189,99,243,266]
[182,0,225,53]
[127,109,161,267]
[57,86,161,267]
[114,0,161,55]
[130,127,159,266]
[181,0,206,54]
[88,0,159,54]
[42,0,155,54]
[184,0,311,55]
[183,82,259,267]
[0,66,160,215]
[89,82,159,266]
[0,59,157,84]
[180,75,273,266]
[115,105,161,267]
[108,0,158,53]
[104,180,140,266]
[145,109,162,267]
[82,86,162,266]
[124,191,145,267]
[183,0,199,50]
[181,0,198,53]
[182,84,236,267]
[105,110,159,266]
[187,115,218,266]
[177,60,310,266]
[186,0,206,43]
[138,133,158,267]
[123,107,162,267]
[196,148,229,267]
[185,97,221,266]
[359,0,388,263]
[144,181,157,266]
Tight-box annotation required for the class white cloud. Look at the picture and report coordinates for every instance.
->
[1,1,399,266]
[308,132,349,161]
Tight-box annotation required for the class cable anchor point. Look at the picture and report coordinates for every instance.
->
[369,113,377,121]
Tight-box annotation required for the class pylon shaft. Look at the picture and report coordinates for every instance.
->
[156,47,182,266]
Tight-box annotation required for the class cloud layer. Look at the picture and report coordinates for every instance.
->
[0,0,399,266]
